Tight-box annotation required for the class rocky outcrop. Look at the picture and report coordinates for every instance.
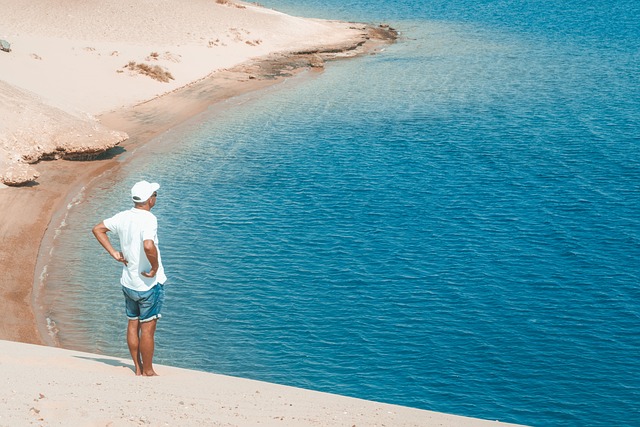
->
[0,149,39,186]
[0,80,128,186]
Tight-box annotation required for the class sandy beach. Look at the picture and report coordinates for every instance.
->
[0,1,523,425]
[0,339,524,426]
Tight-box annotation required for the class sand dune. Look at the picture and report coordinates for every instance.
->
[0,0,369,185]
[0,340,522,426]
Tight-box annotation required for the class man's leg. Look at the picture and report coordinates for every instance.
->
[127,319,143,376]
[140,319,158,376]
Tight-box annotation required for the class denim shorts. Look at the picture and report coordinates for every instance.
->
[122,284,165,322]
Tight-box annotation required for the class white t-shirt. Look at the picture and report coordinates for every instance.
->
[103,208,167,291]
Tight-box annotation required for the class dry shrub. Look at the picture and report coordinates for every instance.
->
[216,0,245,7]
[124,61,174,82]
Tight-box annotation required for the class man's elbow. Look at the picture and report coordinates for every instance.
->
[92,224,102,237]
[143,240,156,252]
[93,223,110,240]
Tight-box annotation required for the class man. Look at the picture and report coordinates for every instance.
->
[92,180,167,376]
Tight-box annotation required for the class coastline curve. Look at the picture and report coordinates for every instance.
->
[28,23,398,348]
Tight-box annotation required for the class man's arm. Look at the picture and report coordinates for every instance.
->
[92,222,127,265]
[141,239,158,278]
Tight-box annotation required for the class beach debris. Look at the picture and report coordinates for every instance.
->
[216,0,246,8]
[123,61,174,82]
[367,24,398,41]
[0,39,11,52]
[309,54,324,68]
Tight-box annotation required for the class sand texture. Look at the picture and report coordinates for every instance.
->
[0,340,523,426]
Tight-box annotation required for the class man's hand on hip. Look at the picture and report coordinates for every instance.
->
[141,269,157,278]
[111,250,128,266]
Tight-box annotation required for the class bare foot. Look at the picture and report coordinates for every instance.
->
[143,370,158,376]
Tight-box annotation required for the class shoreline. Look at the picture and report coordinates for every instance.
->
[0,21,394,345]
[30,25,397,348]
[0,3,526,424]
[1,26,525,426]
[0,5,525,423]
[0,1,397,347]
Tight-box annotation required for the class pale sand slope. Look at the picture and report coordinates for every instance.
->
[0,0,362,114]
[0,340,524,427]
[0,0,368,184]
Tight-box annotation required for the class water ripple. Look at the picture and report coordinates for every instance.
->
[40,5,640,427]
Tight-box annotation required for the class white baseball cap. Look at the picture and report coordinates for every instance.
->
[131,180,160,203]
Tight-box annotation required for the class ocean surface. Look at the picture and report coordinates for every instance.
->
[40,0,639,426]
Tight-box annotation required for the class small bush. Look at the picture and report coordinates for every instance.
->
[124,61,174,82]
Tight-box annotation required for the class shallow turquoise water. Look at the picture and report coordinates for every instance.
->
[42,1,639,425]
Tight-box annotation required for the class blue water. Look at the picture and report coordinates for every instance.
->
[42,0,639,426]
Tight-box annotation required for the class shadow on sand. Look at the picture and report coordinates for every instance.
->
[73,355,135,374]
